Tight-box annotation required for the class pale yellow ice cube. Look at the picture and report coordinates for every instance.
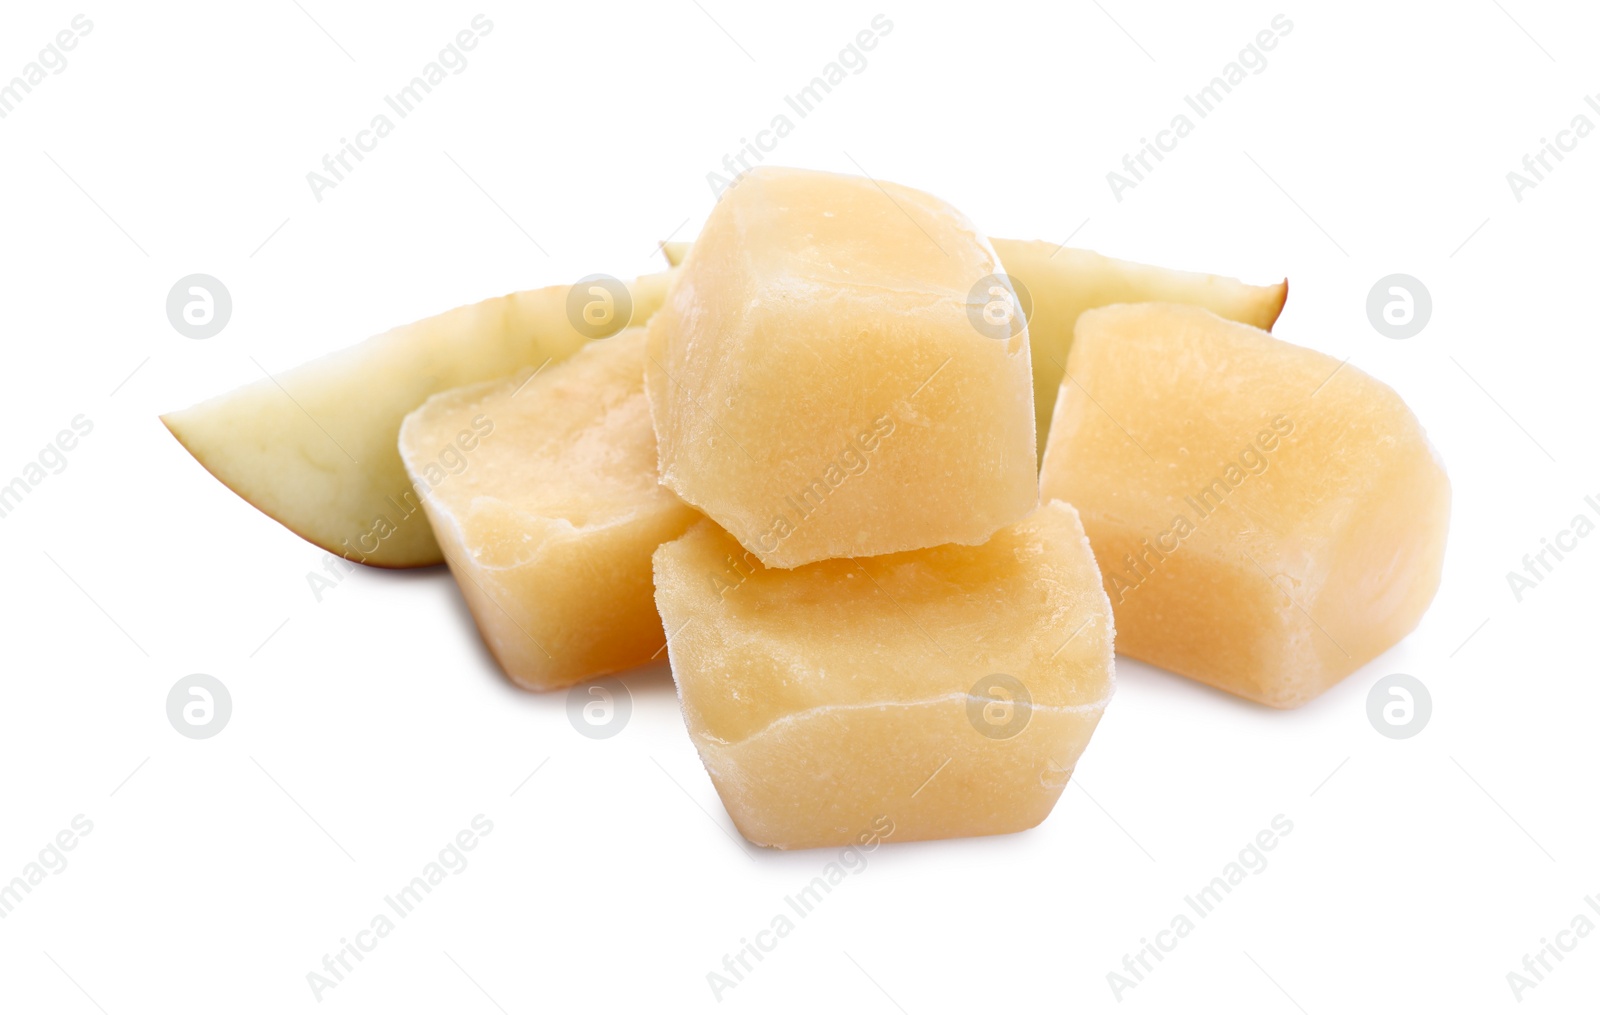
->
[652,501,1114,849]
[646,166,1037,568]
[400,328,699,690]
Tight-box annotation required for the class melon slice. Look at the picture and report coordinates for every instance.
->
[1039,303,1450,708]
[399,327,699,689]
[163,272,674,568]
[659,238,1287,462]
[652,501,1115,849]
[645,166,1037,569]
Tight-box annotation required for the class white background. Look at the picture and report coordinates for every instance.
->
[1,1,1595,1011]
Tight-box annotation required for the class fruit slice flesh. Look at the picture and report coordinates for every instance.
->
[399,327,698,689]
[162,272,674,568]
[660,238,1287,463]
[652,501,1115,849]
[647,166,1037,569]
[1039,302,1449,708]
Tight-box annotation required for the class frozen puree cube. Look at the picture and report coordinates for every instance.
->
[399,328,699,690]
[645,165,1037,569]
[1040,303,1451,708]
[652,501,1114,850]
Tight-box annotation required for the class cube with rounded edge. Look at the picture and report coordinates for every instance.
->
[400,327,699,690]
[1040,303,1451,708]
[652,501,1114,849]
[646,166,1037,568]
